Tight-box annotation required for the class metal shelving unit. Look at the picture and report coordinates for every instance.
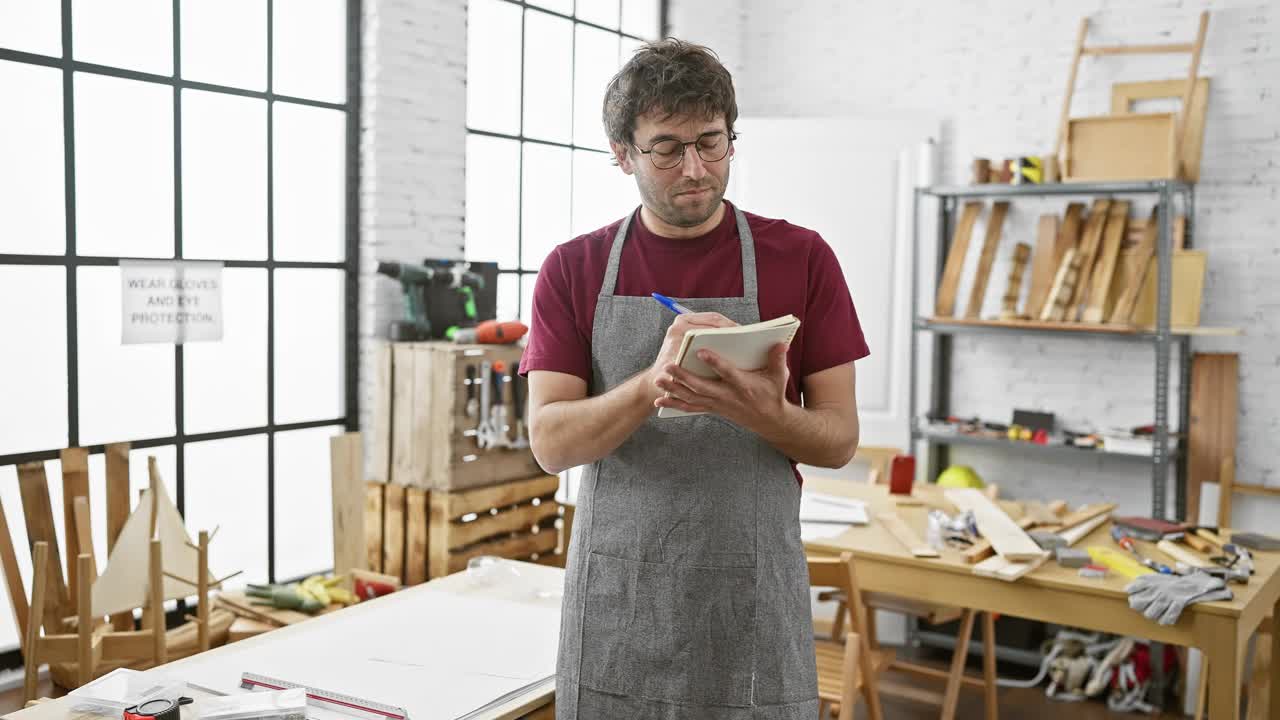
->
[910,180,1195,520]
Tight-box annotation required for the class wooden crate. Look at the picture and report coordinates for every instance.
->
[372,341,543,491]
[429,474,561,578]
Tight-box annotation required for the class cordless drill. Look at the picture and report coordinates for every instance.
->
[376,260,484,341]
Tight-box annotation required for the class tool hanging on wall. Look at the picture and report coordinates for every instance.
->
[448,319,528,345]
[464,365,479,419]
[509,362,530,449]
[490,361,510,449]
[475,361,495,449]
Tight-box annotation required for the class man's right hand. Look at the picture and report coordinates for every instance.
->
[645,312,737,403]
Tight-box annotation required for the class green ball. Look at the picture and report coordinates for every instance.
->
[936,465,984,489]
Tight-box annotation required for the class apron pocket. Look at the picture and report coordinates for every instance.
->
[578,551,757,707]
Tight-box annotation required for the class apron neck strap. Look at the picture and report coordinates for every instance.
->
[599,204,758,300]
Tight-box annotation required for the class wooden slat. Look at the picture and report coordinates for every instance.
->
[104,443,132,632]
[329,433,366,580]
[436,474,560,520]
[365,482,384,573]
[973,552,1049,582]
[60,448,89,603]
[934,202,982,318]
[998,242,1030,321]
[72,497,96,578]
[382,484,405,582]
[197,530,210,652]
[1156,539,1213,569]
[98,629,155,657]
[964,201,1010,319]
[1188,354,1238,522]
[390,345,421,487]
[24,542,50,703]
[945,489,1044,561]
[1039,248,1082,322]
[370,343,394,485]
[0,495,30,654]
[1080,200,1130,323]
[1058,512,1111,546]
[17,462,69,629]
[443,528,559,575]
[149,539,165,664]
[1082,42,1194,56]
[1024,214,1061,319]
[76,554,92,685]
[404,488,428,585]
[227,617,275,643]
[1054,18,1090,161]
[1109,208,1157,323]
[875,513,938,558]
[963,516,1035,564]
[1067,199,1112,317]
[446,501,561,549]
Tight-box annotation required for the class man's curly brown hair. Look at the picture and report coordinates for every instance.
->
[602,39,738,150]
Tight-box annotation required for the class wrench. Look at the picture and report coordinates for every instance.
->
[477,361,495,449]
[509,361,530,449]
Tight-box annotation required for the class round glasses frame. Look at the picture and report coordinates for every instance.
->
[633,131,736,170]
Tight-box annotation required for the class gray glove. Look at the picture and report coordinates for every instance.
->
[1125,571,1233,625]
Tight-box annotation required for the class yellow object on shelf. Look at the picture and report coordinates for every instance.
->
[1087,546,1153,580]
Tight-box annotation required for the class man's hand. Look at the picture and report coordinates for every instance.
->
[653,343,790,434]
[644,312,737,402]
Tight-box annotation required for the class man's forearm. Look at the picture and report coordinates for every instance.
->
[758,402,859,469]
[529,372,655,474]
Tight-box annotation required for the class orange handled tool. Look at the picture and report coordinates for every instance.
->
[451,319,528,344]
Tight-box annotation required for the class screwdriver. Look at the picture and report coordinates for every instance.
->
[1111,526,1173,574]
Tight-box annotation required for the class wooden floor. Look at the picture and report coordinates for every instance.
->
[0,653,1190,719]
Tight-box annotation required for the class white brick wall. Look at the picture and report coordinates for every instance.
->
[358,0,467,460]
[670,0,1280,527]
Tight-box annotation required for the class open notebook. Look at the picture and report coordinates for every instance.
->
[657,314,802,419]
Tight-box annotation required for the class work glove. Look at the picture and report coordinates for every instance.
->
[1124,571,1233,625]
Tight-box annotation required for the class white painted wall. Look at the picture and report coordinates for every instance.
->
[670,0,1280,528]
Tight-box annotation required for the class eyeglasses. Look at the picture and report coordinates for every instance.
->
[634,131,734,170]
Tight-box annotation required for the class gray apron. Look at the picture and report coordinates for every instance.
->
[557,206,819,719]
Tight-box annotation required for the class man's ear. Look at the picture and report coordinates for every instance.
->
[610,141,636,175]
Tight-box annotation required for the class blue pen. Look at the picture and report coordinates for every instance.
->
[651,292,694,315]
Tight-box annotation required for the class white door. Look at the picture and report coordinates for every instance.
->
[726,115,938,475]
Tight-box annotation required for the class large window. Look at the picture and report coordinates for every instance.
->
[465,0,663,321]
[0,1,358,658]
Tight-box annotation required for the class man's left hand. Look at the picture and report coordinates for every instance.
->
[653,343,790,433]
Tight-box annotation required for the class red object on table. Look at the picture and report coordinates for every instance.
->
[889,455,915,495]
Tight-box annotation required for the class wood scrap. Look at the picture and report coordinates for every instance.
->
[1056,502,1117,530]
[1041,248,1082,321]
[965,201,1010,319]
[1066,198,1112,315]
[1024,215,1061,318]
[1080,200,1130,322]
[944,489,1045,562]
[876,513,939,558]
[1156,539,1213,569]
[999,242,1031,320]
[964,516,1036,565]
[1058,512,1111,546]
[973,552,1049,582]
[1109,208,1157,323]
[935,202,983,317]
[329,432,366,583]
[17,462,70,630]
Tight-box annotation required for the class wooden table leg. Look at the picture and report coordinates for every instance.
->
[982,612,998,720]
[941,609,976,720]
[1269,599,1279,720]
[1204,618,1243,720]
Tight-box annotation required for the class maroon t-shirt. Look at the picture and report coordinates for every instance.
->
[522,201,870,413]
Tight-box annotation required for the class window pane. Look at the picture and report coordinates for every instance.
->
[0,61,64,255]
[77,266,176,446]
[621,0,660,39]
[465,134,520,269]
[0,466,30,651]
[0,266,67,454]
[181,0,267,91]
[576,0,619,30]
[272,0,345,103]
[182,91,267,261]
[496,272,518,323]
[0,2,61,56]
[72,0,172,75]
[183,435,267,587]
[573,25,619,150]
[274,269,344,424]
[520,273,536,326]
[274,425,342,579]
[184,269,267,433]
[522,10,572,144]
[129,445,177,506]
[527,0,571,14]
[620,36,644,65]
[520,143,570,270]
[273,102,344,262]
[466,0,521,135]
[74,73,173,258]
[572,149,636,237]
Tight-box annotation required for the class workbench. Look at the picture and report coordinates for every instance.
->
[803,476,1280,720]
[5,562,563,720]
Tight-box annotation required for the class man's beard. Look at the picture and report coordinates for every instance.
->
[636,170,729,229]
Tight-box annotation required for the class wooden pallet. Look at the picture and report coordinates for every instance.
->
[429,474,562,578]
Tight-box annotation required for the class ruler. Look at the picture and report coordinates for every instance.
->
[240,672,409,720]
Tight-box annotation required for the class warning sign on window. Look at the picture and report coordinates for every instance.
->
[120,260,223,345]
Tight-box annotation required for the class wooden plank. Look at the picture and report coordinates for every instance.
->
[964,201,1010,319]
[446,501,561,549]
[1052,502,1116,531]
[1188,354,1238,522]
[934,202,982,318]
[76,554,92,685]
[1108,208,1157,323]
[24,542,50,703]
[436,474,560,520]
[404,488,428,585]
[1066,199,1112,317]
[1057,512,1111,547]
[60,448,89,604]
[1024,214,1061,319]
[104,439,130,634]
[1156,539,1213,569]
[963,516,1035,565]
[1065,113,1178,182]
[149,539,165,664]
[0,496,29,655]
[973,552,1049,582]
[1054,18,1090,162]
[1081,42,1194,56]
[390,345,420,487]
[71,498,96,579]
[442,528,559,576]
[365,482,384,573]
[17,462,69,629]
[227,617,275,643]
[998,242,1031,321]
[382,484,405,582]
[875,513,938,558]
[329,433,366,580]
[370,343,394,485]
[1080,200,1130,323]
[1039,248,1082,322]
[1112,79,1209,181]
[1132,250,1207,327]
[945,489,1045,561]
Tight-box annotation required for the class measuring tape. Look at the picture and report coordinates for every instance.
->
[123,697,192,720]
